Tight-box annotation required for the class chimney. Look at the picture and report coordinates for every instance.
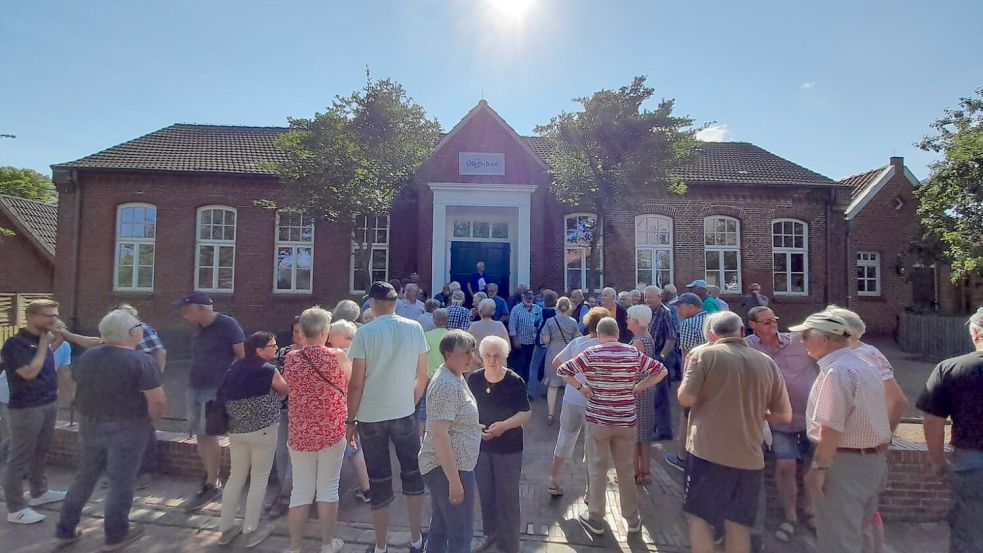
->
[889,156,904,169]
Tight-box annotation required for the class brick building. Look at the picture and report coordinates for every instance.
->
[51,101,926,349]
[0,194,57,294]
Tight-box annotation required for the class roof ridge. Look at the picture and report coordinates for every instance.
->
[839,164,889,183]
[172,123,289,130]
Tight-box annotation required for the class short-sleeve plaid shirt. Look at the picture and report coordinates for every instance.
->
[678,311,708,354]
[648,304,678,357]
[508,303,543,345]
[806,348,892,448]
[446,305,472,331]
[137,324,165,355]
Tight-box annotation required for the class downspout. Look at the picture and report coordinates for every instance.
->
[70,169,81,329]
[824,188,833,307]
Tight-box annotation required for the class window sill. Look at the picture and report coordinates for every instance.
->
[112,289,155,295]
[273,291,314,297]
[857,294,885,301]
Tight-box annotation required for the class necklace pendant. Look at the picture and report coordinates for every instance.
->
[485,386,491,394]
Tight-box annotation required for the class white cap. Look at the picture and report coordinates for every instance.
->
[789,313,850,336]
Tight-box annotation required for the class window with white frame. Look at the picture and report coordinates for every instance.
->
[114,203,157,290]
[195,206,236,292]
[857,252,881,296]
[564,213,602,292]
[772,219,808,295]
[635,215,673,288]
[704,216,741,294]
[275,212,314,293]
[351,215,389,293]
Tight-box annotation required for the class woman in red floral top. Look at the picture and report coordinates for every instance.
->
[283,307,352,553]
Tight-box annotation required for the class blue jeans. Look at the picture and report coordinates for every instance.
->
[950,467,983,553]
[527,345,547,397]
[274,409,292,487]
[652,376,673,439]
[424,469,476,553]
[139,426,159,475]
[56,419,149,545]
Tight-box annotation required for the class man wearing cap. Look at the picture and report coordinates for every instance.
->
[348,282,430,553]
[665,292,710,471]
[917,306,983,553]
[678,311,791,553]
[174,291,245,512]
[794,312,890,553]
[746,306,818,542]
[685,280,720,314]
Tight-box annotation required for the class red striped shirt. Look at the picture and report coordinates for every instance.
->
[557,341,665,427]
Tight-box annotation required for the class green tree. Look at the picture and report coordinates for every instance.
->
[915,88,983,280]
[534,76,698,291]
[266,75,441,289]
[0,166,56,203]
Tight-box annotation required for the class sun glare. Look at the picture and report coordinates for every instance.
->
[489,0,532,20]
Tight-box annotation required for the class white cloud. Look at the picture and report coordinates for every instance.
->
[801,81,816,90]
[696,123,730,142]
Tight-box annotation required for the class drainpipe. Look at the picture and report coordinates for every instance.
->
[69,169,81,329]
[824,189,833,307]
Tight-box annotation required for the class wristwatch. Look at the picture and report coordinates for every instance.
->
[810,461,831,471]
[345,419,358,427]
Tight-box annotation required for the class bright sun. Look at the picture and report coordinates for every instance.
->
[488,0,532,19]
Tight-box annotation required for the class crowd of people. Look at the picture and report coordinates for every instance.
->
[0,263,981,553]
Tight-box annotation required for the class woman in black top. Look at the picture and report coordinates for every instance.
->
[467,335,532,553]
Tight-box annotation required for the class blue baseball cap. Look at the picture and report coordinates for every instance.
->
[675,293,704,307]
[685,279,710,289]
[171,290,213,308]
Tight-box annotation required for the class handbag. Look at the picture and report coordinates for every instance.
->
[204,370,231,436]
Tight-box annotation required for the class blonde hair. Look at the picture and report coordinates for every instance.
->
[556,296,572,314]
[26,299,59,315]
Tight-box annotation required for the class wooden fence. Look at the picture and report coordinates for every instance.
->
[899,312,974,359]
[0,292,55,342]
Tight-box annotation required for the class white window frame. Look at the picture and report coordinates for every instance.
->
[703,216,742,294]
[564,213,603,293]
[273,211,315,294]
[772,219,809,296]
[195,205,237,293]
[634,214,674,288]
[113,203,157,291]
[857,252,881,297]
[350,215,390,294]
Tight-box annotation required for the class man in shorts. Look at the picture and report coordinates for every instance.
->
[174,291,244,512]
[678,312,791,553]
[348,282,430,553]
[746,306,818,543]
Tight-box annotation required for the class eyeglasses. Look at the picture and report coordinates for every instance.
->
[130,323,144,331]
[260,343,277,350]
[753,319,779,326]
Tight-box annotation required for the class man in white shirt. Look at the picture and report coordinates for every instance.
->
[396,284,426,320]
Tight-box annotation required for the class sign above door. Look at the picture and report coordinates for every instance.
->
[459,152,505,176]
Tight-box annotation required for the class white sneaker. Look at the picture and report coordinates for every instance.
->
[29,490,67,506]
[321,537,344,553]
[7,507,45,524]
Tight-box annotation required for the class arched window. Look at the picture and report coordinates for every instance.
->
[195,206,236,292]
[564,213,602,292]
[275,211,314,293]
[114,203,157,290]
[634,215,674,288]
[350,215,390,294]
[772,219,808,295]
[703,216,741,294]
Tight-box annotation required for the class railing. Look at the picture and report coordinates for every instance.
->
[899,312,973,359]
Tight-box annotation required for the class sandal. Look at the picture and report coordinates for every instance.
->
[775,520,796,543]
[546,414,555,426]
[547,482,564,497]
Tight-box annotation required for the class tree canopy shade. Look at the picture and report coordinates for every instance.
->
[914,88,983,281]
[534,76,699,290]
[265,75,441,221]
[0,166,56,203]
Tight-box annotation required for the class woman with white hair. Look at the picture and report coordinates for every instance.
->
[467,299,510,371]
[282,307,351,553]
[626,304,657,484]
[467,336,531,553]
[539,296,579,425]
[332,300,362,326]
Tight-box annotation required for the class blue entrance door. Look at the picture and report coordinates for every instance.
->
[450,242,511,301]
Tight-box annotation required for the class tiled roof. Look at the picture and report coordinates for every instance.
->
[0,195,58,256]
[55,124,290,175]
[841,165,889,200]
[56,124,838,187]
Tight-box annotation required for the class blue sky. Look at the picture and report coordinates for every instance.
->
[1,0,980,181]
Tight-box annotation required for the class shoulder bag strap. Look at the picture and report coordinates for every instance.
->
[299,349,347,399]
[553,317,572,345]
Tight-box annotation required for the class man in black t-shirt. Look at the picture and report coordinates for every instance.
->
[0,299,66,525]
[173,291,245,512]
[917,306,983,553]
[53,309,166,549]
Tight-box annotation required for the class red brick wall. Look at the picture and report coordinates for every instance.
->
[0,210,53,293]
[55,171,355,356]
[848,160,920,335]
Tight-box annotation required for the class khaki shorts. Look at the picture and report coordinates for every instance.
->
[553,402,587,459]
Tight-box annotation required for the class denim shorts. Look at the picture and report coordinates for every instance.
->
[416,395,427,422]
[185,387,218,436]
[770,430,814,461]
[358,414,425,509]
